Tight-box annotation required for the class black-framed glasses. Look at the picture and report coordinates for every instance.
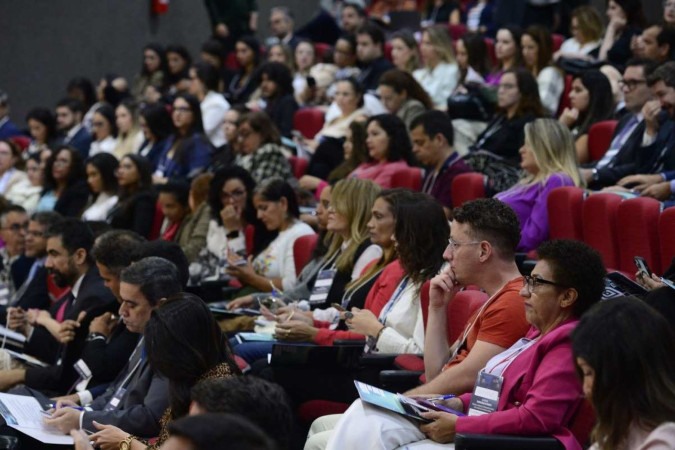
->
[522,275,566,292]
[619,79,647,90]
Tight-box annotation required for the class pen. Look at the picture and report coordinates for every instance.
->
[284,310,295,323]
[426,394,455,402]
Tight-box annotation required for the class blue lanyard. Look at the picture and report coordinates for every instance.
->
[378,277,410,326]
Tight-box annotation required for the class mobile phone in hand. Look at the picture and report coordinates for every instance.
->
[634,256,651,277]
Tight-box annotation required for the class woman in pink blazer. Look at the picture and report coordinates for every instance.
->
[349,114,415,189]
[325,239,606,450]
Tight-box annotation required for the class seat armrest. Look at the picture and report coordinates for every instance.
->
[333,339,367,346]
[379,369,423,392]
[455,434,564,450]
[359,353,399,368]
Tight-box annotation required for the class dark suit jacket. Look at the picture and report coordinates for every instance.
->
[471,113,536,163]
[83,337,169,438]
[80,322,140,390]
[357,57,394,93]
[591,115,656,188]
[65,126,93,159]
[9,255,34,295]
[23,266,117,395]
[0,120,21,140]
[266,94,298,138]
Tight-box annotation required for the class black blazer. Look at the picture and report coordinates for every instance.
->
[358,57,394,93]
[80,321,139,390]
[108,190,157,239]
[266,94,299,138]
[471,113,537,163]
[55,180,90,218]
[24,266,117,395]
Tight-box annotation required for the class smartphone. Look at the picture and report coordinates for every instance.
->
[634,256,651,277]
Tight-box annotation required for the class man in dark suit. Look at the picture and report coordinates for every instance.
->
[45,250,187,439]
[0,90,22,140]
[0,219,116,395]
[0,206,34,309]
[582,59,663,189]
[4,212,63,323]
[55,98,92,158]
[356,24,394,94]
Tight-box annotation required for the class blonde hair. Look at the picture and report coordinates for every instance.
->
[326,178,381,273]
[572,5,605,43]
[521,118,584,187]
[424,26,456,66]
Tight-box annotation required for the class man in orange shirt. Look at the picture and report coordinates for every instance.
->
[407,198,529,396]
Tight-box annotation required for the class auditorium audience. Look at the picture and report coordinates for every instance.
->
[355,24,394,93]
[350,114,414,188]
[165,44,192,97]
[113,99,144,159]
[138,103,174,171]
[522,25,564,116]
[225,178,314,292]
[89,104,118,156]
[258,61,299,138]
[0,90,22,140]
[55,98,92,158]
[210,104,249,173]
[37,145,89,217]
[496,119,582,252]
[559,70,615,163]
[25,107,59,156]
[227,36,263,104]
[555,5,604,61]
[131,43,168,102]
[413,26,459,110]
[82,153,119,222]
[389,31,421,74]
[155,93,212,183]
[598,0,645,68]
[573,297,675,450]
[377,70,433,130]
[486,26,523,86]
[189,62,230,148]
[0,139,29,205]
[107,154,156,238]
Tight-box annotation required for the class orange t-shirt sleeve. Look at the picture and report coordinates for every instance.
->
[475,289,529,348]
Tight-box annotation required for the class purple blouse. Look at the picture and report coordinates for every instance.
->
[495,173,575,252]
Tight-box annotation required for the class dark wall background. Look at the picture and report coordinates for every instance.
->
[0,0,317,123]
[0,0,664,126]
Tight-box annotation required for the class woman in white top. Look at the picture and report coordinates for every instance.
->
[0,139,29,203]
[189,61,230,148]
[293,40,317,103]
[413,26,459,110]
[112,99,144,159]
[89,104,117,156]
[81,153,119,221]
[522,26,564,116]
[226,178,315,292]
[555,5,604,61]
[390,31,421,74]
[573,297,675,450]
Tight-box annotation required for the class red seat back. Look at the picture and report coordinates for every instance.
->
[390,167,423,191]
[244,224,255,256]
[659,207,675,272]
[148,200,164,240]
[293,108,325,139]
[557,74,573,117]
[448,23,468,40]
[483,38,497,66]
[588,120,619,163]
[225,52,240,71]
[547,187,586,241]
[314,42,331,61]
[447,290,488,344]
[293,234,318,274]
[288,155,309,179]
[570,399,596,448]
[10,136,30,152]
[552,33,564,52]
[582,193,622,269]
[384,41,393,62]
[617,197,663,277]
[451,173,486,207]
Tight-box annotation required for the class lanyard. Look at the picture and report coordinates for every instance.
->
[474,116,505,150]
[422,153,461,194]
[486,337,538,375]
[378,276,410,326]
[340,265,385,308]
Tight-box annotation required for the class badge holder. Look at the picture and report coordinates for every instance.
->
[308,269,337,306]
[467,370,503,416]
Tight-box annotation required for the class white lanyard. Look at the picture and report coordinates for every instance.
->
[379,277,410,326]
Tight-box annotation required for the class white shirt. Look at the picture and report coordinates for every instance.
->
[252,221,315,290]
[82,193,118,222]
[201,91,230,147]
[559,38,602,56]
[414,62,460,109]
[537,66,564,116]
[89,136,116,156]
[375,279,425,354]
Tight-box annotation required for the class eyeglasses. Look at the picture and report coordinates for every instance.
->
[522,275,566,293]
[3,223,28,233]
[221,189,246,201]
[446,238,481,251]
[619,79,647,90]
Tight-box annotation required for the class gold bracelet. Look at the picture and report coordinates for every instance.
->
[119,435,136,450]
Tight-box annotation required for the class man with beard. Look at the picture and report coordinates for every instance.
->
[0,218,116,395]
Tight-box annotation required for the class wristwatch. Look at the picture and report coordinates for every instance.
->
[86,332,106,342]
[119,435,135,450]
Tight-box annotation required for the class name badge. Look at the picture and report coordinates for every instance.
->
[73,359,93,392]
[467,370,503,416]
[309,269,337,305]
[104,387,127,411]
